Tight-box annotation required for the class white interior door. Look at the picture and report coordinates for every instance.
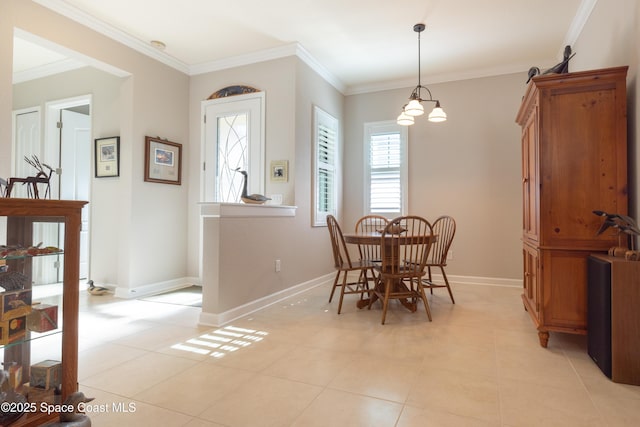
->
[19,103,92,284]
[60,109,91,279]
[12,109,41,198]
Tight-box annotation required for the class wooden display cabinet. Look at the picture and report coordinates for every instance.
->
[0,199,87,426]
[515,66,628,347]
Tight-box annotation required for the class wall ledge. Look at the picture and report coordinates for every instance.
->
[199,202,297,218]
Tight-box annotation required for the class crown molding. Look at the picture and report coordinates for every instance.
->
[33,0,594,97]
[189,43,299,76]
[561,0,598,55]
[294,44,346,94]
[190,43,346,93]
[345,62,542,96]
[34,1,347,93]
[347,0,598,96]
[14,27,131,83]
[34,0,190,74]
[13,58,86,84]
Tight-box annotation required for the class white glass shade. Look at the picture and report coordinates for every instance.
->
[428,106,447,122]
[397,111,414,126]
[404,99,424,116]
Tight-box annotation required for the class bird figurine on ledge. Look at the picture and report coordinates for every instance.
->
[234,168,271,204]
[593,210,640,260]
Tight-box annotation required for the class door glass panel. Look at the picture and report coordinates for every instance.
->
[217,113,248,202]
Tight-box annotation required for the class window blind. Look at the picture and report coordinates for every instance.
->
[370,132,401,213]
[317,123,336,214]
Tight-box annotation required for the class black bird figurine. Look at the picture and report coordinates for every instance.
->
[526,45,575,83]
[234,168,271,204]
[593,210,640,254]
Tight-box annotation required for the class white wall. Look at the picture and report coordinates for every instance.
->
[2,0,190,294]
[187,56,342,299]
[344,73,524,280]
[12,67,124,284]
[343,0,639,283]
[1,0,638,299]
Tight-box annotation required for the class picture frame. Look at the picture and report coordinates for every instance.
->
[270,160,288,182]
[94,137,120,178]
[144,136,182,185]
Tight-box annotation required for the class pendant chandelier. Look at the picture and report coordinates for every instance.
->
[397,23,447,126]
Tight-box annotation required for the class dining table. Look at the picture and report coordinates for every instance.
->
[343,230,437,311]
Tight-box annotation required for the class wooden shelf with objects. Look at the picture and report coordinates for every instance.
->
[515,66,628,348]
[0,199,87,426]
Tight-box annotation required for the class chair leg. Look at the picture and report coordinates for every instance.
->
[428,266,434,294]
[417,279,433,321]
[337,272,349,314]
[328,271,340,303]
[440,266,455,304]
[380,279,392,325]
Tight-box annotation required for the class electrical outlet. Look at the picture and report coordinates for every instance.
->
[275,259,281,272]
[447,250,453,260]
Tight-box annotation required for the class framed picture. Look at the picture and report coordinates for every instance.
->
[94,137,120,178]
[144,136,182,185]
[270,160,288,182]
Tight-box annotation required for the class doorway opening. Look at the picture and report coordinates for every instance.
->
[12,95,92,285]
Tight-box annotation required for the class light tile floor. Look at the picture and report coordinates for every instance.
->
[46,282,640,426]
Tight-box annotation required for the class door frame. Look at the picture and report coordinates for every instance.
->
[44,95,92,281]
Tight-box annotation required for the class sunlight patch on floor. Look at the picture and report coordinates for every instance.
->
[170,325,268,358]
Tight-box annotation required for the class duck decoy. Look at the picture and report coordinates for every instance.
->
[593,210,640,237]
[234,168,271,204]
[593,210,640,255]
[87,280,109,296]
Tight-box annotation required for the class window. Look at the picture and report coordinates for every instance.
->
[202,92,265,202]
[313,106,339,226]
[364,121,408,216]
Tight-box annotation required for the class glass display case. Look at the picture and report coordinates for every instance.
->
[0,199,86,426]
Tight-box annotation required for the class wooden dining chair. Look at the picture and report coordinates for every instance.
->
[354,215,388,290]
[420,215,456,303]
[370,216,434,324]
[326,215,375,314]
[354,215,389,263]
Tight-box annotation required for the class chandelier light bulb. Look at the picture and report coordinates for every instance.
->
[397,111,415,126]
[404,99,424,116]
[428,104,447,122]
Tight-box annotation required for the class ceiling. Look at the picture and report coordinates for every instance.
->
[15,0,591,94]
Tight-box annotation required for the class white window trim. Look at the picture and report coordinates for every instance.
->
[363,121,408,217]
[312,106,339,227]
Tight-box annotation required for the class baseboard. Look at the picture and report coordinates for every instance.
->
[198,273,334,327]
[114,276,200,299]
[435,273,521,288]
[111,271,518,323]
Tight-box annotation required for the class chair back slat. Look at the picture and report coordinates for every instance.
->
[326,215,352,269]
[380,216,434,277]
[355,215,388,261]
[428,216,456,266]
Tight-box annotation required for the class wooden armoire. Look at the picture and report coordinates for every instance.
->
[515,66,628,348]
